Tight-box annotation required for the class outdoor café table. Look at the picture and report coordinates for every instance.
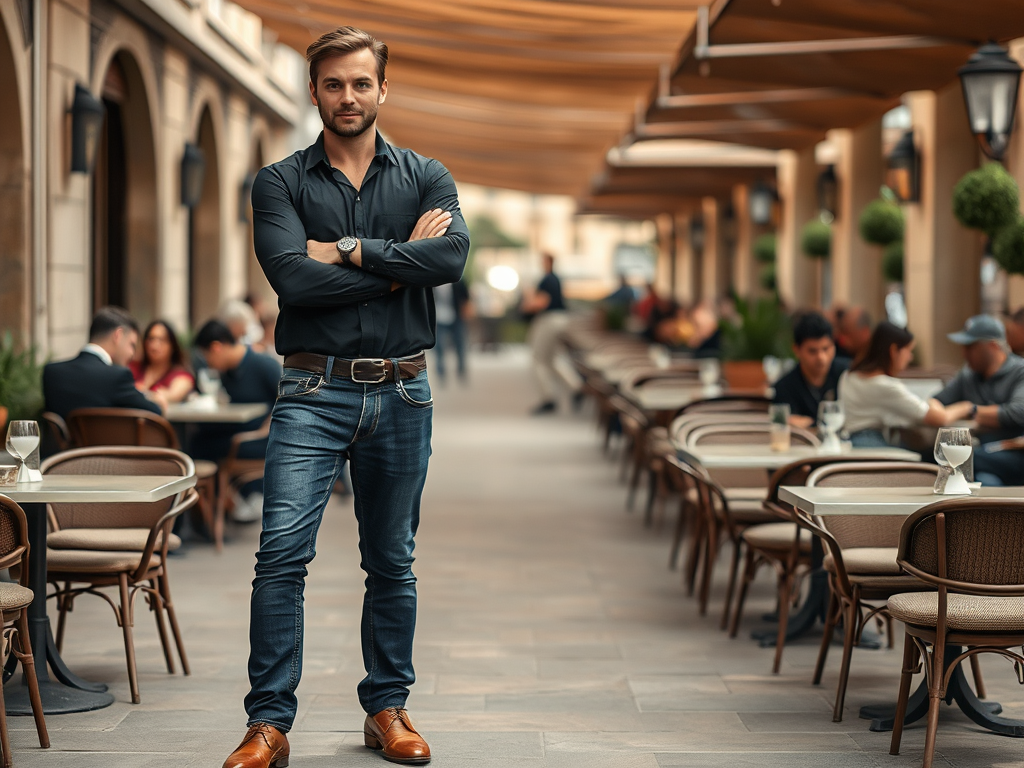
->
[165,401,268,423]
[682,445,921,647]
[627,384,721,423]
[778,484,1024,737]
[0,473,196,714]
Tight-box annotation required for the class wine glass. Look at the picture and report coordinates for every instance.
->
[934,427,973,495]
[817,401,845,454]
[197,368,221,396]
[762,355,783,385]
[6,421,40,483]
[768,403,791,452]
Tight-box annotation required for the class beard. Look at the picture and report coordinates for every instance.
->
[319,99,378,138]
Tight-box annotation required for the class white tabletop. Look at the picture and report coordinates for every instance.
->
[166,402,268,423]
[629,385,721,412]
[684,445,920,469]
[0,474,196,503]
[778,484,1024,516]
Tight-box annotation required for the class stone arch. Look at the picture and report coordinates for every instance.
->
[189,104,222,326]
[90,48,159,324]
[0,5,30,340]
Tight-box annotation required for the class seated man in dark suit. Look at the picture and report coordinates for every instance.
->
[43,306,166,422]
[191,320,281,521]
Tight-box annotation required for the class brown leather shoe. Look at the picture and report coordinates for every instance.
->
[364,707,431,764]
[223,723,290,768]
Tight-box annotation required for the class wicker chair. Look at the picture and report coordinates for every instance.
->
[214,415,272,548]
[39,412,71,457]
[0,495,48,767]
[42,447,198,704]
[65,408,220,550]
[801,461,940,722]
[677,395,771,415]
[889,498,1024,768]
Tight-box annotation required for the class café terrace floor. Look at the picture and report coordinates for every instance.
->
[9,349,1024,767]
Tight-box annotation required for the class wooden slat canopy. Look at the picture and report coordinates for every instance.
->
[236,0,702,195]
[642,0,1024,150]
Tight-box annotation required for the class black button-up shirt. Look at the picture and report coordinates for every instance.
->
[252,131,470,358]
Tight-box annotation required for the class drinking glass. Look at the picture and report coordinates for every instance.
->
[768,403,791,452]
[6,420,41,482]
[817,401,845,454]
[762,355,783,385]
[934,427,973,495]
[197,368,221,396]
[698,358,720,390]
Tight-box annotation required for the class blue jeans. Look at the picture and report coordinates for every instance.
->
[243,362,433,732]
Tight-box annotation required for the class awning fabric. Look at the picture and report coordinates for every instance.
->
[238,0,700,195]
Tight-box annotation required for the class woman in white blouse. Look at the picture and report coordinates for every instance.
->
[839,322,975,447]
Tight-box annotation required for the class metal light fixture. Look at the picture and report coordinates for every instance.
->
[238,173,256,223]
[748,180,777,226]
[816,165,838,223]
[70,84,105,174]
[885,130,919,203]
[958,42,1023,161]
[181,143,206,208]
[689,215,705,254]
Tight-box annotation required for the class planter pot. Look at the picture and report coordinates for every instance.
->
[0,406,7,433]
[722,360,766,391]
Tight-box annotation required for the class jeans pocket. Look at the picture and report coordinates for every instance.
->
[277,370,324,399]
[396,375,433,408]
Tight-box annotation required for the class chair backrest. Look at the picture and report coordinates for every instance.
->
[806,461,938,549]
[609,394,649,434]
[67,408,179,450]
[669,412,768,447]
[687,423,819,449]
[40,411,72,454]
[898,498,1024,596]
[678,396,771,415]
[0,494,30,581]
[41,446,193,531]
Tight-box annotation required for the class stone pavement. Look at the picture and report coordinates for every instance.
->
[7,349,1023,766]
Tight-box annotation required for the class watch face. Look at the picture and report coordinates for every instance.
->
[337,236,358,254]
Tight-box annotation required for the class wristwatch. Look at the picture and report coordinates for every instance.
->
[336,236,358,265]
[969,403,978,419]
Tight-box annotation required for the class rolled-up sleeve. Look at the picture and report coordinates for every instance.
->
[359,160,470,287]
[252,167,394,307]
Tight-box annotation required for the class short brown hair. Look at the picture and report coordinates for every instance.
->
[306,26,388,88]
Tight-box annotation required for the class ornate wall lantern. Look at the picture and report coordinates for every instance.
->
[885,130,919,203]
[958,42,1023,161]
[816,165,837,223]
[181,143,206,208]
[70,84,105,174]
[748,181,777,226]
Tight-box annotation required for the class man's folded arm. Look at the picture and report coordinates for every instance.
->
[359,161,470,288]
[252,168,394,306]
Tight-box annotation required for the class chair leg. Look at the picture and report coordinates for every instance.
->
[890,633,918,756]
[813,590,840,686]
[668,496,688,570]
[922,654,943,768]
[772,567,796,674]
[213,470,228,553]
[698,522,718,616]
[15,613,49,749]
[969,652,987,699]
[55,582,71,654]
[118,574,141,704]
[149,579,175,675]
[684,511,706,596]
[720,540,743,631]
[832,599,858,722]
[160,574,190,676]
[0,663,11,768]
[729,547,758,638]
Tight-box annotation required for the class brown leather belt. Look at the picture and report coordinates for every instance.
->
[283,352,426,383]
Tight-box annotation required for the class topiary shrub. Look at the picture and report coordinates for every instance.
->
[753,233,776,264]
[992,215,1024,276]
[882,241,904,283]
[953,162,1020,234]
[859,199,904,245]
[759,262,776,291]
[800,220,831,259]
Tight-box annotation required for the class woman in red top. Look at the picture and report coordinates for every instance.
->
[130,320,195,404]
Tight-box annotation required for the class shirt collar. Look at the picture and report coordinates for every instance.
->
[82,343,113,366]
[304,130,399,171]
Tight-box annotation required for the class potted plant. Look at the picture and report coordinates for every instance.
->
[953,162,1019,235]
[719,296,792,389]
[992,215,1024,276]
[0,333,45,433]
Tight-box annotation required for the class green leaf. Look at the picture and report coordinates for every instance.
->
[859,199,904,245]
[0,333,46,423]
[800,220,831,259]
[719,296,793,362]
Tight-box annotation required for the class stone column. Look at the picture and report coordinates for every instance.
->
[700,196,719,303]
[776,147,818,309]
[159,48,191,332]
[732,184,755,299]
[1005,39,1024,311]
[674,211,694,305]
[654,213,674,299]
[829,120,885,321]
[904,82,984,368]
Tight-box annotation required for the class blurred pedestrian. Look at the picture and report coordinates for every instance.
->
[432,279,470,383]
[836,305,872,363]
[521,252,569,414]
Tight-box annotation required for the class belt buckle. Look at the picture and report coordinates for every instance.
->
[351,358,388,384]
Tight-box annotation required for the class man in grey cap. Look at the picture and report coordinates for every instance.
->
[934,314,1024,485]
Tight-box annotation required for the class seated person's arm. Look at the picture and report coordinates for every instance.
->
[789,415,814,429]
[989,377,1024,431]
[161,374,195,405]
[922,399,976,427]
[112,370,164,415]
